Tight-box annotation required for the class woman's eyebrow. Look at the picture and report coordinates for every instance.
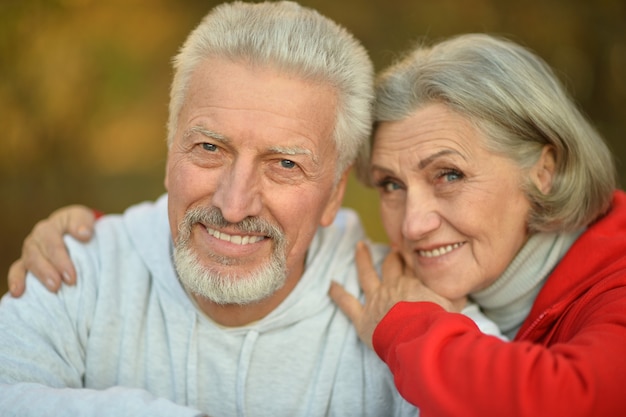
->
[418,149,464,170]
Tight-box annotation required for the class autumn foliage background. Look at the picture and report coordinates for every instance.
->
[1,0,625,294]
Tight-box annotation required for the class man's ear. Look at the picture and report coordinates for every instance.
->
[164,153,172,191]
[320,168,351,227]
[530,145,556,194]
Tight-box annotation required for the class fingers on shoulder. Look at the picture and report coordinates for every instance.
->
[329,281,364,323]
[8,259,27,296]
[355,242,382,293]
[54,205,96,241]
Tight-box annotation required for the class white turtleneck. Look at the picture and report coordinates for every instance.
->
[471,229,583,339]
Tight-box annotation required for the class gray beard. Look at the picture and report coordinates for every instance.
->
[173,206,288,305]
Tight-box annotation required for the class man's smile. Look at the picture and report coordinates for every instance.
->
[205,226,266,245]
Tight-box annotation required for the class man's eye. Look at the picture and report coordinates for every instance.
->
[280,159,296,169]
[201,143,218,152]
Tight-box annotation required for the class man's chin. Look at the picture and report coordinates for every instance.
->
[180,272,286,305]
[190,285,271,306]
[175,251,285,305]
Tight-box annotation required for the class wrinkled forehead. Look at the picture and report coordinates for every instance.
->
[178,57,339,156]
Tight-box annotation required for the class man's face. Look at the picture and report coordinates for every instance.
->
[165,57,347,305]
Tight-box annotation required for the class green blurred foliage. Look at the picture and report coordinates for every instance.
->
[1,0,625,294]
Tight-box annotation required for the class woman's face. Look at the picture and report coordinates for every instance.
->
[371,103,549,304]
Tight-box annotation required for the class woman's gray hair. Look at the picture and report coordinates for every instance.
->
[168,1,374,178]
[369,33,616,232]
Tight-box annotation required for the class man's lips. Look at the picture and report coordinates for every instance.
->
[205,226,266,245]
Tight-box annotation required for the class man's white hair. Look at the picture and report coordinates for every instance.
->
[168,1,374,178]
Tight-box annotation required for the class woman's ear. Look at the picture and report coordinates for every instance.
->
[531,145,556,194]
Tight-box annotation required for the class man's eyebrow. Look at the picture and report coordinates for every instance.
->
[184,126,229,143]
[418,149,464,169]
[268,145,317,162]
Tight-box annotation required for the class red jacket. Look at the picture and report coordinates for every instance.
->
[373,190,626,417]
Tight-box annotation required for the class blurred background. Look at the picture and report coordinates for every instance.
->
[1,0,625,295]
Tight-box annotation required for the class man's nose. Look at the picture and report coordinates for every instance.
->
[211,159,263,223]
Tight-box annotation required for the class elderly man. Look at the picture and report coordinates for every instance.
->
[1,2,499,416]
[0,2,411,416]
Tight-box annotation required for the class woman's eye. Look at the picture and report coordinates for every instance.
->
[438,169,464,182]
[280,159,296,169]
[201,143,218,152]
[385,181,401,192]
[375,179,402,193]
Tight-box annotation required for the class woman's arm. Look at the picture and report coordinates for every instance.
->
[331,243,626,416]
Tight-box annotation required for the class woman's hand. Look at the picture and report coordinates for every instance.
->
[329,241,466,349]
[8,205,96,296]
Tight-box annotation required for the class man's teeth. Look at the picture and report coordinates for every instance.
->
[206,227,264,245]
[418,242,463,258]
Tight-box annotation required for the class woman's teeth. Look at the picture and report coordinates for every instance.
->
[418,242,463,258]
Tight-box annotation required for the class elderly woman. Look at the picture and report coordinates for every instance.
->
[7,34,626,416]
[330,34,626,416]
